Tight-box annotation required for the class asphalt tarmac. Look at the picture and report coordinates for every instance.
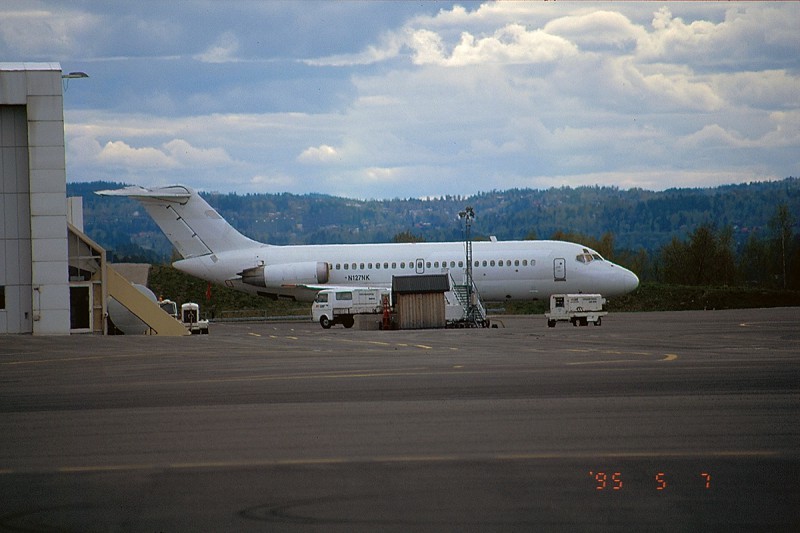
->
[0,308,798,532]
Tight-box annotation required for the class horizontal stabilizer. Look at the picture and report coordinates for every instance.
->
[96,184,260,258]
[96,185,191,201]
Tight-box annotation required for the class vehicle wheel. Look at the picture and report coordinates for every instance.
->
[571,318,578,327]
[594,317,601,326]
[342,316,355,328]
[548,320,556,328]
[320,316,332,329]
[580,317,589,326]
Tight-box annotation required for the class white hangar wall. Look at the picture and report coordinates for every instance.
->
[0,63,69,334]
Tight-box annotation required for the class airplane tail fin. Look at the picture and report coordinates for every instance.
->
[96,184,260,258]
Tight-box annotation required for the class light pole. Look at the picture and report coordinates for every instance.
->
[61,71,88,92]
[458,206,476,324]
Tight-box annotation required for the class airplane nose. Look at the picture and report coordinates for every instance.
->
[623,269,640,293]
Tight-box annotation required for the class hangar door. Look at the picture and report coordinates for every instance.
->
[0,105,33,334]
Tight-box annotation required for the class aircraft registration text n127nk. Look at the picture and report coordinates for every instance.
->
[97,185,639,302]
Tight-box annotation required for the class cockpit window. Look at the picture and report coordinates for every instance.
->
[576,248,605,263]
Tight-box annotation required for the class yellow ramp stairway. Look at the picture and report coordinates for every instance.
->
[106,265,190,336]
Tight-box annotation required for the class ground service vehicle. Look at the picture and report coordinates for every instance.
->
[312,288,390,329]
[180,302,209,334]
[545,294,607,327]
[159,299,209,334]
[159,299,179,319]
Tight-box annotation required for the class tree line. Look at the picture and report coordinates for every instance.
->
[68,179,799,290]
[546,204,798,289]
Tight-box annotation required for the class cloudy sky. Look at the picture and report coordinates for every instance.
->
[3,1,798,198]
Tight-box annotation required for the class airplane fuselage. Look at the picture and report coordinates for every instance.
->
[98,184,639,303]
[174,239,639,302]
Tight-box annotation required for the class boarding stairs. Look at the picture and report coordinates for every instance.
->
[445,274,487,328]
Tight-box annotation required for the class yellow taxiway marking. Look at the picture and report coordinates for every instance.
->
[1,450,777,476]
[2,356,101,365]
[332,338,435,351]
[568,353,678,366]
[164,367,442,385]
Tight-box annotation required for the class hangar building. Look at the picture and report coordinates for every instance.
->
[1,63,71,334]
[1,63,185,336]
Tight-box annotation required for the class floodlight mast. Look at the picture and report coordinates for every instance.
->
[459,206,478,324]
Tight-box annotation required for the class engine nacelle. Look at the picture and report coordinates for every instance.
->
[239,261,329,288]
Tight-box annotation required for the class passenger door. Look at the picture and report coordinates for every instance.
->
[553,258,566,281]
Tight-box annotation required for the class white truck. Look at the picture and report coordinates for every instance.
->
[160,299,209,334]
[180,302,209,334]
[545,294,607,327]
[312,288,390,329]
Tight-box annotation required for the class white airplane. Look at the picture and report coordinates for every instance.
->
[98,184,639,302]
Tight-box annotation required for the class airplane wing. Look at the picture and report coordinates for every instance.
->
[293,283,391,293]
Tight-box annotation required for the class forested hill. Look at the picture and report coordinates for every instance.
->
[68,178,799,265]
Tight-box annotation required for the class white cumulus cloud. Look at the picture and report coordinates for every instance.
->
[97,140,176,168]
[88,138,232,169]
[298,144,340,164]
[194,31,240,63]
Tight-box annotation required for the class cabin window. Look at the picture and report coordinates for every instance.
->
[490,260,495,267]
[530,259,536,266]
[426,261,431,268]
[352,263,357,270]
[375,262,380,269]
[482,260,487,267]
[360,263,365,269]
[368,263,373,269]
[400,262,405,269]
[522,260,528,266]
[391,262,396,269]
[343,263,349,270]
[514,260,520,267]
[384,262,389,269]
[434,261,439,268]
[335,263,341,270]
